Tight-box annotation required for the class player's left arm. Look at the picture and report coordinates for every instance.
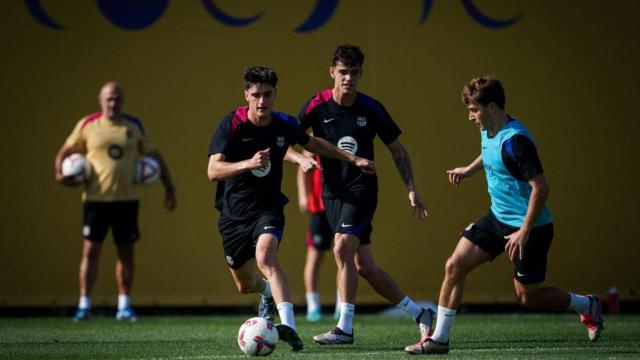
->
[505,174,549,262]
[303,136,375,174]
[145,150,177,211]
[386,139,428,219]
[284,147,319,173]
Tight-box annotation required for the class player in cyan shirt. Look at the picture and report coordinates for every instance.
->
[405,76,603,355]
[207,66,374,352]
[299,44,432,345]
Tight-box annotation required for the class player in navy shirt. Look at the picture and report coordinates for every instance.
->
[299,45,432,345]
[405,76,603,355]
[207,66,374,352]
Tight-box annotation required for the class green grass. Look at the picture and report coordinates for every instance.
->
[0,314,638,359]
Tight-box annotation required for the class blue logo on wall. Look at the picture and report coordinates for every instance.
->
[25,0,521,32]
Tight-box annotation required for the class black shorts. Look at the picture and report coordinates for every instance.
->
[462,211,554,284]
[323,196,376,245]
[218,210,285,269]
[306,211,333,250]
[83,201,140,245]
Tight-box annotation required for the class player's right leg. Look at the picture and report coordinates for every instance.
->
[405,236,491,354]
[304,212,333,322]
[74,201,108,321]
[313,232,359,345]
[255,233,303,352]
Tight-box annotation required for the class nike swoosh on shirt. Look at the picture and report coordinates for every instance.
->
[242,138,254,142]
[323,118,335,123]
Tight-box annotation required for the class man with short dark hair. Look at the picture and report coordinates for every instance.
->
[404,76,603,355]
[207,66,375,352]
[299,45,432,345]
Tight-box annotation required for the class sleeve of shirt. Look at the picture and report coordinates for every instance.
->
[502,134,544,181]
[64,119,87,152]
[208,114,232,156]
[373,101,402,144]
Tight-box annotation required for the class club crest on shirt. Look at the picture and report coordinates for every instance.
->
[356,116,367,127]
[108,144,124,159]
[251,160,272,177]
[276,136,285,148]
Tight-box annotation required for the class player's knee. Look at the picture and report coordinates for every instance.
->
[444,256,462,279]
[333,238,353,263]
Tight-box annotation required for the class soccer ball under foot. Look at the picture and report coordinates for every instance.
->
[237,317,279,356]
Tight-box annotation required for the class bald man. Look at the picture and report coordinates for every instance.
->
[55,82,176,321]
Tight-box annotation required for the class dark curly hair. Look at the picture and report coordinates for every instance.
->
[244,66,278,89]
[332,44,365,67]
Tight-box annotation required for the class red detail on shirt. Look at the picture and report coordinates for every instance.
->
[304,89,332,115]
[80,112,102,130]
[307,155,325,213]
[230,106,249,135]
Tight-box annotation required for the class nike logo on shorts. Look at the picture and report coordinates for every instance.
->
[264,225,277,230]
[517,271,528,277]
[341,223,353,228]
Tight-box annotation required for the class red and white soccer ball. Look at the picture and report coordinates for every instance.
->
[61,153,92,184]
[134,156,161,185]
[237,317,279,356]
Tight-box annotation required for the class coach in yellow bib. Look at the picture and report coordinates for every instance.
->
[55,82,176,321]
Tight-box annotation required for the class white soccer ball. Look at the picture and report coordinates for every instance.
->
[134,156,160,185]
[237,317,279,356]
[61,153,91,184]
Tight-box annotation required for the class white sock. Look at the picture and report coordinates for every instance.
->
[396,296,423,320]
[78,296,91,310]
[568,293,591,315]
[261,279,272,299]
[431,306,456,343]
[337,302,355,335]
[118,294,130,310]
[306,292,321,313]
[276,302,296,330]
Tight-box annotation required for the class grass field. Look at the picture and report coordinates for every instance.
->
[1,313,638,359]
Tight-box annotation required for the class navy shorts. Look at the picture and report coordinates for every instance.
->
[323,195,376,245]
[462,211,554,284]
[306,211,333,250]
[218,210,284,269]
[82,201,140,245]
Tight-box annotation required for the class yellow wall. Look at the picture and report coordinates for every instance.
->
[1,1,638,307]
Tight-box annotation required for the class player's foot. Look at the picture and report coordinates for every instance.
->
[416,307,435,339]
[275,324,304,352]
[313,327,354,345]
[306,308,322,322]
[72,308,91,321]
[259,296,277,321]
[116,307,139,322]
[404,337,449,355]
[580,294,603,342]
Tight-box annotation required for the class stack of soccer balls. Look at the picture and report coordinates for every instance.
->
[237,317,279,356]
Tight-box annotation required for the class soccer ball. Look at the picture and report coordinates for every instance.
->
[134,156,160,185]
[237,317,279,356]
[61,153,91,184]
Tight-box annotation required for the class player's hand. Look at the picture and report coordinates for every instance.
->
[409,191,428,219]
[249,148,270,170]
[56,172,82,187]
[354,157,376,174]
[446,167,471,187]
[504,229,528,262]
[164,190,176,211]
[298,155,320,173]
